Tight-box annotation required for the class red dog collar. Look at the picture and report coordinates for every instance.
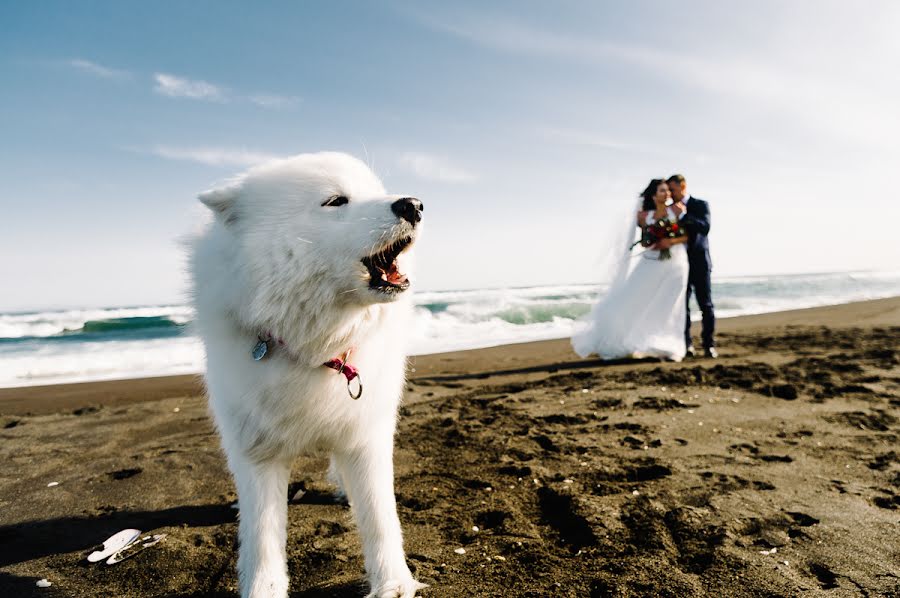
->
[323,350,363,400]
[252,334,363,400]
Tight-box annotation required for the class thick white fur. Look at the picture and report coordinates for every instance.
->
[190,152,425,598]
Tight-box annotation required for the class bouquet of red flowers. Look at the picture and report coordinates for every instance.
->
[631,216,686,260]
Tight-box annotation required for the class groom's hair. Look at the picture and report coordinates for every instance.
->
[667,174,686,185]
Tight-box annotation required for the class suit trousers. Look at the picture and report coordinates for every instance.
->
[685,265,715,349]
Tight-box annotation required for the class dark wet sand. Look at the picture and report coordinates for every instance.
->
[1,297,898,597]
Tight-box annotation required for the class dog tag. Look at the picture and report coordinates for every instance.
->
[252,339,269,361]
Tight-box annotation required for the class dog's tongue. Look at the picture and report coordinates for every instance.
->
[385,263,407,284]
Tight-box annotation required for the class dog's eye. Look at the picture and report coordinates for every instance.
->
[322,195,349,207]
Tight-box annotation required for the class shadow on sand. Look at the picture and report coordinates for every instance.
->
[413,355,662,384]
[0,503,237,568]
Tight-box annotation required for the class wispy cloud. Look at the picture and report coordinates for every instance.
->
[414,10,899,149]
[411,11,637,68]
[249,93,300,108]
[60,61,295,109]
[536,126,707,162]
[153,73,226,102]
[416,12,757,98]
[397,152,476,183]
[151,73,298,108]
[536,127,634,151]
[148,145,283,167]
[67,58,130,80]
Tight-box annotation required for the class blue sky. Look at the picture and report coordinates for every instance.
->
[2,1,898,311]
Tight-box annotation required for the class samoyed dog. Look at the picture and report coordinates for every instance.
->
[190,152,425,598]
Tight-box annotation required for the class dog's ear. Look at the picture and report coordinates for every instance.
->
[199,183,240,225]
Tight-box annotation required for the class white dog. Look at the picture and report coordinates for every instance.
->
[190,152,426,598]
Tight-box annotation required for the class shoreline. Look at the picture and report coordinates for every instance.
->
[1,296,898,417]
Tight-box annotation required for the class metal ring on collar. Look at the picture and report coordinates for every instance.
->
[347,375,363,400]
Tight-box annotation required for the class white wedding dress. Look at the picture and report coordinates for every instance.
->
[572,207,689,361]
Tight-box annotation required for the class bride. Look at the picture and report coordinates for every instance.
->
[572,178,689,361]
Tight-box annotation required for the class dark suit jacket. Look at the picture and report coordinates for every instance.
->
[682,196,711,271]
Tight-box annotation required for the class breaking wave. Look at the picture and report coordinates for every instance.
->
[1,270,899,387]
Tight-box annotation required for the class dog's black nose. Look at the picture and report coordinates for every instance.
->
[391,197,423,225]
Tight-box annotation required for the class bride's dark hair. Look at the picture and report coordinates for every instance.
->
[640,178,665,210]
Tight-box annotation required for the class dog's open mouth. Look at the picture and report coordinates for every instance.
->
[362,237,413,293]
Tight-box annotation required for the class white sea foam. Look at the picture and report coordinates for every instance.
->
[0,305,193,339]
[1,270,898,388]
[0,337,204,387]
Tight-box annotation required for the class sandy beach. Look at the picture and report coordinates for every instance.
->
[1,297,898,597]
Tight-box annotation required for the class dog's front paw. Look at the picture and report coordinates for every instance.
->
[366,578,428,598]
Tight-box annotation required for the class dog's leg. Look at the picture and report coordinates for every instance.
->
[232,454,291,598]
[327,453,349,503]
[334,443,425,598]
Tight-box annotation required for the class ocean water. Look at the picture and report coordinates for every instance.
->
[1,270,899,388]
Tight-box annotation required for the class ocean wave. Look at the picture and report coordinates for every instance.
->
[715,269,900,285]
[1,271,899,387]
[0,336,203,387]
[492,302,592,325]
[80,316,184,335]
[419,301,451,314]
[0,306,192,340]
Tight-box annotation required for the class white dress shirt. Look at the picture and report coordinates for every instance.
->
[679,195,691,219]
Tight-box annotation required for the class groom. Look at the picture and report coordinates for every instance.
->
[667,174,717,358]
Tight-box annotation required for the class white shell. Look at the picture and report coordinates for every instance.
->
[105,534,167,564]
[87,529,141,563]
